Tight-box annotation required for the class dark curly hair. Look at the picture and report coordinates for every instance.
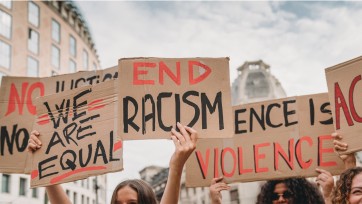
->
[332,167,362,204]
[110,179,157,204]
[256,178,325,204]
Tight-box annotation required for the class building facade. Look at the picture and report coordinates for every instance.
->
[141,60,287,204]
[0,1,106,204]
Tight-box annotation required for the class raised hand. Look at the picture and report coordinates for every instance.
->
[169,122,198,170]
[332,132,356,169]
[209,177,230,204]
[315,168,334,203]
[27,130,42,152]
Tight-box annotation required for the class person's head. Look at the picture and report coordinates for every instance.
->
[333,167,362,204]
[110,179,157,204]
[256,177,325,204]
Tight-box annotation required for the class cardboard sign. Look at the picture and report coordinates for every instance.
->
[325,56,362,154]
[118,57,233,140]
[186,93,345,187]
[0,67,118,173]
[30,80,122,187]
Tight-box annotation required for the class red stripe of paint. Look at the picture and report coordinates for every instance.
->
[37,119,50,125]
[113,141,122,152]
[37,114,50,125]
[50,166,107,184]
[31,170,39,179]
[38,114,48,119]
[89,99,106,111]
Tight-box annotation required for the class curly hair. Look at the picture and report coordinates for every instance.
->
[110,179,157,204]
[256,178,325,204]
[332,167,362,204]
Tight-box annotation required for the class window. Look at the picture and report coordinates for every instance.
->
[230,189,239,204]
[66,189,70,196]
[52,1,60,11]
[0,1,12,9]
[61,7,68,19]
[69,15,75,26]
[28,28,39,54]
[44,192,48,204]
[81,195,84,204]
[82,49,88,70]
[87,197,89,204]
[27,56,38,77]
[32,188,38,198]
[52,19,60,43]
[19,177,27,196]
[51,45,60,69]
[86,178,89,189]
[73,192,77,204]
[1,174,10,193]
[0,10,11,39]
[28,1,39,27]
[69,35,76,57]
[0,40,10,69]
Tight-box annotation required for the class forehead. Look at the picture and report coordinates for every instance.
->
[351,173,362,188]
[274,182,288,193]
[116,186,138,201]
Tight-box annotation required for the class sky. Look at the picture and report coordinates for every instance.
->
[76,1,362,201]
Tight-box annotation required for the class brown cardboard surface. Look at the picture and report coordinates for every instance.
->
[186,93,344,187]
[30,80,122,187]
[0,67,118,173]
[118,57,233,140]
[325,56,362,154]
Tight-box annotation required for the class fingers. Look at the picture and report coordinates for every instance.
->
[333,140,348,151]
[177,122,190,143]
[30,130,42,146]
[316,168,332,176]
[185,126,198,144]
[211,177,224,184]
[211,182,230,191]
[171,123,198,148]
[171,127,185,144]
[28,130,42,152]
[331,132,342,140]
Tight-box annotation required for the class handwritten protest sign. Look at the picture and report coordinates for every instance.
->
[186,93,344,187]
[30,80,122,187]
[325,56,362,154]
[0,67,118,173]
[118,57,233,140]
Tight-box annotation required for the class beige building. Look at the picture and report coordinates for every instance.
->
[0,1,106,204]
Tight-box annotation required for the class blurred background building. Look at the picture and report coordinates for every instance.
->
[0,1,105,204]
[141,60,287,204]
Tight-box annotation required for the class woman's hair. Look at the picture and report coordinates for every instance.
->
[256,177,325,204]
[110,179,157,204]
[332,167,362,204]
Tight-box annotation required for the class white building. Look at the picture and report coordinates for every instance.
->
[231,60,286,106]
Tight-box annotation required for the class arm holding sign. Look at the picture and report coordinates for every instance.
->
[160,123,198,204]
[28,131,72,204]
[209,177,230,204]
[315,168,334,204]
